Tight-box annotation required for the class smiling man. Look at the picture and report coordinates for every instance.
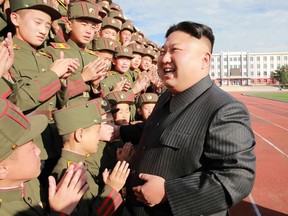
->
[118,21,256,216]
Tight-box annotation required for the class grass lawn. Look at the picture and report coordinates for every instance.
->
[247,92,288,102]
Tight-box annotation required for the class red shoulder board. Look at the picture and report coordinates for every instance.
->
[85,48,97,56]
[50,42,70,49]
[107,71,116,76]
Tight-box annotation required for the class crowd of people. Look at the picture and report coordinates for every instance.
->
[0,0,256,215]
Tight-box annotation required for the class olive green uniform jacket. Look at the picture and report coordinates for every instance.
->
[45,39,98,107]
[52,149,123,216]
[0,179,46,216]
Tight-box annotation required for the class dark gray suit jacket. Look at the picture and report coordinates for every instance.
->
[121,75,256,216]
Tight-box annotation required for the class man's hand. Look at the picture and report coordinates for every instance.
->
[48,162,88,215]
[0,32,14,79]
[132,173,166,207]
[117,142,134,163]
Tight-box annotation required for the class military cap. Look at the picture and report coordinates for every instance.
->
[53,99,105,135]
[121,19,134,33]
[137,93,158,108]
[94,37,117,52]
[143,47,155,59]
[152,51,159,63]
[9,0,61,21]
[68,0,102,23]
[114,45,133,59]
[97,1,110,13]
[97,0,112,4]
[101,17,121,31]
[131,34,143,45]
[0,99,48,161]
[104,91,135,107]
[94,97,119,115]
[108,10,125,23]
[128,43,144,55]
[109,2,121,12]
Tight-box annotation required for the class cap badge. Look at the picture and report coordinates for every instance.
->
[124,48,128,52]
[101,100,108,106]
[120,93,126,99]
[89,8,95,14]
[147,95,152,100]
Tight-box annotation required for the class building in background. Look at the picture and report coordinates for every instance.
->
[210,52,288,86]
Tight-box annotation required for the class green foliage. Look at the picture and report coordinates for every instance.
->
[271,65,288,88]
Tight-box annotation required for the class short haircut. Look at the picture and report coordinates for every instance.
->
[165,21,215,53]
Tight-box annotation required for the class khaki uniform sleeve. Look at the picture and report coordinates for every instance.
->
[91,185,123,216]
[10,66,61,111]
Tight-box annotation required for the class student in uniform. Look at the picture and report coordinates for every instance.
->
[8,0,80,186]
[46,0,109,106]
[136,92,158,121]
[52,98,130,216]
[0,98,88,216]
[99,16,121,41]
[119,19,134,46]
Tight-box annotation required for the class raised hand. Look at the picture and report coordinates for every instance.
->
[102,161,130,192]
[82,57,108,82]
[116,142,134,163]
[48,162,88,215]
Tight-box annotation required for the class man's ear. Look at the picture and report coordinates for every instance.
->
[0,164,9,180]
[201,52,211,70]
[10,12,20,27]
[74,128,84,142]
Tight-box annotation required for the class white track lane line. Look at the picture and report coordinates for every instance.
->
[254,131,288,158]
[250,113,288,131]
[249,194,262,216]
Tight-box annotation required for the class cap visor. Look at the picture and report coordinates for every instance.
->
[17,115,48,146]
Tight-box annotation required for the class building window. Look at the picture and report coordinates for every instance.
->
[250,57,254,61]
[264,64,267,69]
[264,71,267,76]
[250,64,254,68]
[270,56,274,61]
[257,57,260,61]
[257,79,261,83]
[257,64,261,69]
[250,72,254,76]
[277,56,281,61]
[284,56,288,61]
[263,56,267,61]
[271,64,274,68]
[257,72,261,76]
[264,79,267,83]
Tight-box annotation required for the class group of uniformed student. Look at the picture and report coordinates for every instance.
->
[0,0,162,215]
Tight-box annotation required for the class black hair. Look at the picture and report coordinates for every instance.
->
[165,21,215,53]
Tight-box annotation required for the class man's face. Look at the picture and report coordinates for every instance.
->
[6,141,41,181]
[82,124,101,154]
[114,57,131,73]
[120,30,132,44]
[113,103,130,125]
[157,31,211,93]
[12,9,52,47]
[138,103,155,120]
[100,27,118,40]
[140,56,153,71]
[130,53,142,69]
[69,19,97,46]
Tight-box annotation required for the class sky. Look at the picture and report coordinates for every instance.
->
[113,0,288,54]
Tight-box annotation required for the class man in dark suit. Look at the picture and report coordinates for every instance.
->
[117,21,256,216]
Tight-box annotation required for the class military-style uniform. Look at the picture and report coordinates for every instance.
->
[0,77,17,102]
[45,1,103,106]
[52,99,123,216]
[0,179,47,216]
[52,149,122,216]
[46,39,99,106]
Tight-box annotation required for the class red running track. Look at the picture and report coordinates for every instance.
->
[229,92,288,216]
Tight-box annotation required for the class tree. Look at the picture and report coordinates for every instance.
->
[271,65,288,89]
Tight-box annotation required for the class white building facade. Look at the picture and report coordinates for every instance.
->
[210,52,288,86]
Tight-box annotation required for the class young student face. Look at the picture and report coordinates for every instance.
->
[113,103,130,125]
[130,53,142,70]
[114,57,131,73]
[100,27,118,41]
[138,103,155,120]
[69,18,97,46]
[140,55,153,71]
[82,124,101,154]
[4,141,41,182]
[11,9,52,48]
[120,30,132,44]
[96,51,113,70]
